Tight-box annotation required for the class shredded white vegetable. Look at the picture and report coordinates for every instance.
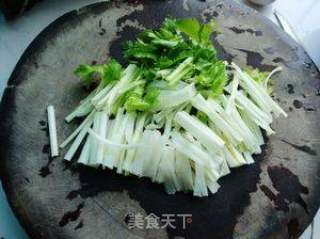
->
[47,105,59,157]
[59,62,286,197]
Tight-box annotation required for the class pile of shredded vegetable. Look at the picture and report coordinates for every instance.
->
[60,18,286,196]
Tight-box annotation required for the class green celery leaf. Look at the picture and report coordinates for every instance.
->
[142,68,158,80]
[193,45,217,63]
[74,59,123,86]
[124,86,147,112]
[123,40,158,62]
[101,59,123,85]
[162,18,178,33]
[74,64,97,86]
[144,87,160,108]
[196,61,227,97]
[198,23,212,45]
[175,18,218,45]
[176,18,201,43]
[210,62,227,97]
[124,86,160,112]
[245,68,269,83]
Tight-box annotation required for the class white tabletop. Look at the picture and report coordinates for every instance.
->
[0,0,319,238]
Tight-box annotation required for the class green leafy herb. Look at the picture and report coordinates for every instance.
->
[74,64,98,86]
[124,86,160,112]
[196,61,227,97]
[74,59,123,86]
[101,59,123,84]
[176,18,218,45]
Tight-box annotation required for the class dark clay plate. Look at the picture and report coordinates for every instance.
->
[1,1,320,239]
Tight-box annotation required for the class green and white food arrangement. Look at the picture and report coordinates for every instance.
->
[56,18,286,197]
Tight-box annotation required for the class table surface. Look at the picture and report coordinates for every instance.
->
[0,0,319,238]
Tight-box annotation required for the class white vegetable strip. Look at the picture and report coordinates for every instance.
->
[89,112,101,164]
[156,83,197,110]
[78,138,91,165]
[144,119,174,180]
[65,87,99,122]
[87,128,142,149]
[91,83,115,106]
[65,100,93,123]
[232,63,287,117]
[193,164,208,197]
[156,146,179,194]
[192,94,243,144]
[60,110,95,148]
[113,121,128,172]
[104,109,127,169]
[206,148,230,177]
[122,114,147,173]
[104,65,139,112]
[175,151,194,191]
[175,111,225,152]
[224,101,260,152]
[235,93,275,135]
[64,119,93,161]
[142,130,164,181]
[236,91,272,124]
[166,57,193,83]
[125,113,136,143]
[96,112,108,164]
[225,74,239,115]
[264,66,282,88]
[205,164,221,193]
[171,131,210,166]
[239,109,264,146]
[129,130,153,176]
[231,63,273,114]
[218,96,256,147]
[224,142,247,168]
[193,138,221,176]
[118,80,145,95]
[219,156,230,177]
[47,105,59,157]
